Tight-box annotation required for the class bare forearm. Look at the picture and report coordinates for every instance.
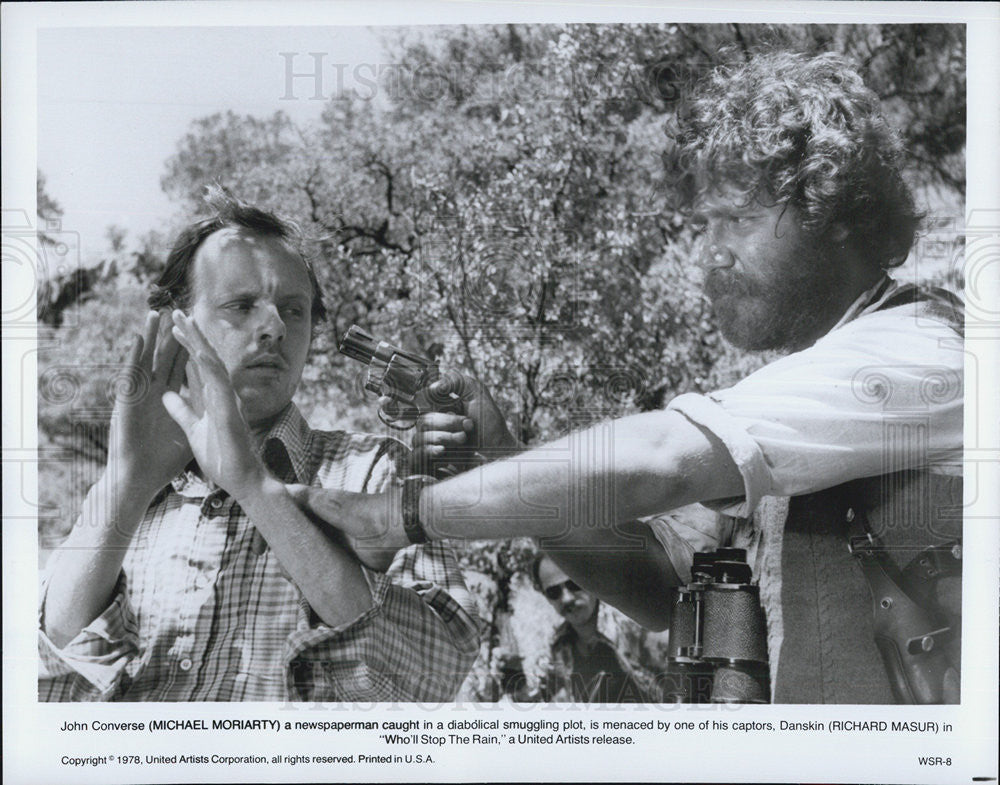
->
[419,410,740,542]
[543,520,681,630]
[239,477,374,626]
[43,472,153,647]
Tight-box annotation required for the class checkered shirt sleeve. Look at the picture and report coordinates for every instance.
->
[285,437,482,702]
[284,544,483,702]
[38,407,481,702]
[38,571,139,701]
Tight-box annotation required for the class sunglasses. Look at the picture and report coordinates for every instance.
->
[543,579,582,600]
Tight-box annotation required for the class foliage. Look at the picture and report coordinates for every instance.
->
[36,170,63,241]
[38,284,150,543]
[157,23,964,438]
[455,538,537,700]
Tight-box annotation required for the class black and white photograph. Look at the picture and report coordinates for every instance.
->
[3,1,998,783]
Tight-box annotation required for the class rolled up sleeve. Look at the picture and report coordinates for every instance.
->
[667,393,772,518]
[667,312,963,518]
[644,504,735,583]
[38,572,139,701]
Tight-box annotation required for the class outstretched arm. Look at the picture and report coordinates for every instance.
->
[291,398,741,630]
[407,376,704,628]
[416,407,741,540]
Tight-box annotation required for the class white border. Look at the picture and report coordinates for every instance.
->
[4,3,998,784]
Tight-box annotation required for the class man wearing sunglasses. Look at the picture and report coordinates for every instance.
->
[530,553,650,703]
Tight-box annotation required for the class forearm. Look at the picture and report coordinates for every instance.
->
[239,476,375,626]
[543,520,682,631]
[43,472,153,647]
[419,409,740,542]
[418,412,684,629]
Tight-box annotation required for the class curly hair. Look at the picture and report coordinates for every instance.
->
[148,184,327,324]
[666,51,921,270]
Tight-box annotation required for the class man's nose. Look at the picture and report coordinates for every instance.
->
[700,243,735,271]
[696,224,735,271]
[255,303,286,344]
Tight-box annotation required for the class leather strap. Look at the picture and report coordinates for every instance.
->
[402,475,436,544]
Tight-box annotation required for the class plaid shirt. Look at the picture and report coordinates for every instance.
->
[542,616,656,704]
[39,405,480,702]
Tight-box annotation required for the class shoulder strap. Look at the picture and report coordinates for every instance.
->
[875,283,964,338]
[845,503,960,704]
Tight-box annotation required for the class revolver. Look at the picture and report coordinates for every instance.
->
[339,325,459,429]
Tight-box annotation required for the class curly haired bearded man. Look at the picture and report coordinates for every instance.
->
[292,51,964,705]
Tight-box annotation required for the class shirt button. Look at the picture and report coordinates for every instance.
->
[210,498,224,510]
[179,658,193,672]
[845,508,855,522]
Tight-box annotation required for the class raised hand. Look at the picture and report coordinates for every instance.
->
[45,311,193,645]
[162,310,266,501]
[106,310,193,501]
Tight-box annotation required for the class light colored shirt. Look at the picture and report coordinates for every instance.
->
[38,404,481,702]
[649,277,962,559]
[647,278,964,697]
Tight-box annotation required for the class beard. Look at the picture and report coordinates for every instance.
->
[706,250,841,352]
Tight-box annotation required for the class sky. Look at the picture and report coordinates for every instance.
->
[35,18,972,282]
[38,26,385,267]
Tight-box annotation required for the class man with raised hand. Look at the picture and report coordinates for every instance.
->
[39,188,479,702]
[292,52,964,704]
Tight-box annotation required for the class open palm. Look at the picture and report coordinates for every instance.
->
[107,311,192,500]
[162,311,265,500]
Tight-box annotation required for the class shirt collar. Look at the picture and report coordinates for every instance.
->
[553,620,574,644]
[171,403,313,496]
[827,274,899,333]
[260,403,313,485]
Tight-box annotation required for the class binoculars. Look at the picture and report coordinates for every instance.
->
[662,547,770,703]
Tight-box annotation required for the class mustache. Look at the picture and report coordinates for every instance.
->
[705,269,756,300]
